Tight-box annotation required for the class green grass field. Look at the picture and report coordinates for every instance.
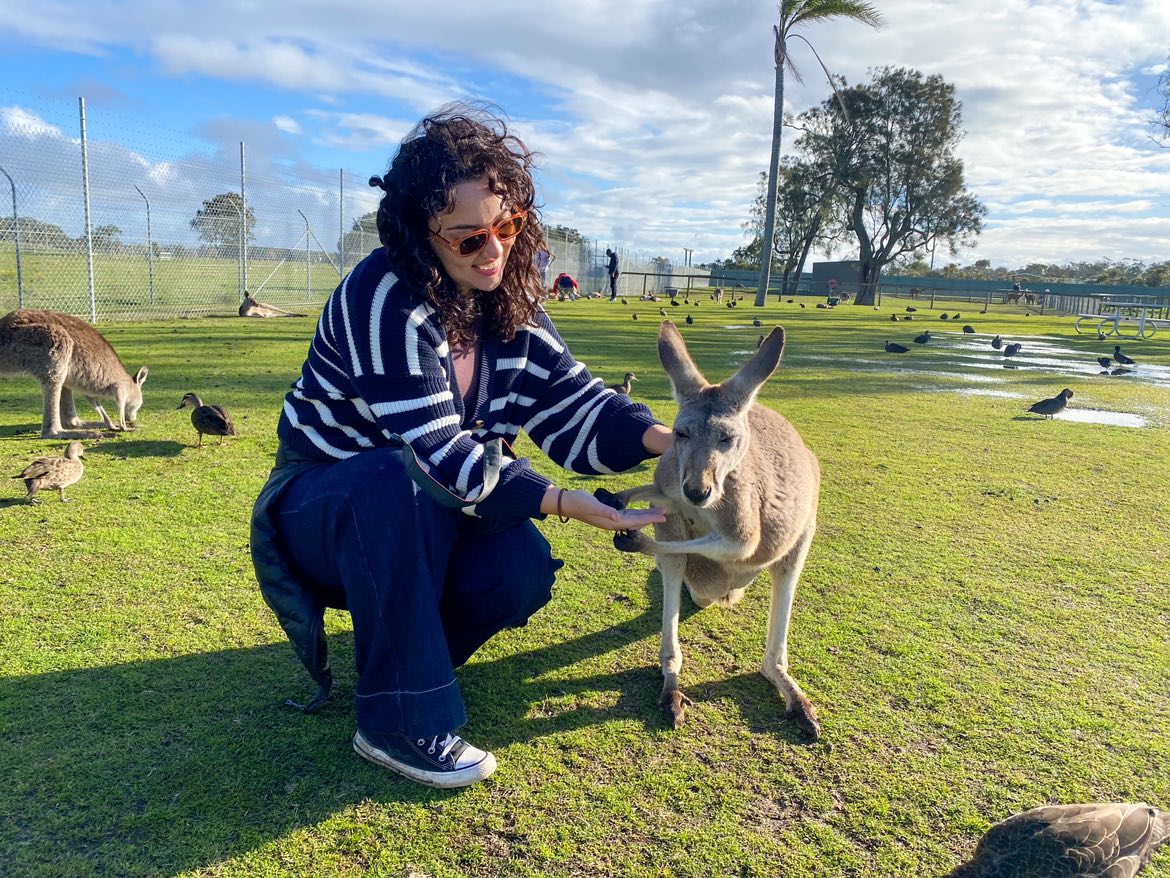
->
[0,249,338,319]
[1,299,1167,878]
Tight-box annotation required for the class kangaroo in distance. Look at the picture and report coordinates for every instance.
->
[600,321,822,738]
[239,291,306,318]
[0,309,148,439]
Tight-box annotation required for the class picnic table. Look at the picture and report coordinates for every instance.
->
[1074,301,1169,338]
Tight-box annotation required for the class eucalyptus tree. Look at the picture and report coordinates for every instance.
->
[754,0,883,307]
[795,66,986,305]
[1156,57,1170,144]
[746,161,847,296]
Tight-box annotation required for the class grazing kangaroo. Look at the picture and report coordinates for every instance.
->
[0,309,148,439]
[239,291,306,318]
[601,321,822,738]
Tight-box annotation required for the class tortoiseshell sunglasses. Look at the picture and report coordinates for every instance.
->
[430,211,528,257]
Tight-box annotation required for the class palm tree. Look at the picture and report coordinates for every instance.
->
[754,0,883,308]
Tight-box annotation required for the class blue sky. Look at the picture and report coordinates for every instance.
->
[1,0,1169,268]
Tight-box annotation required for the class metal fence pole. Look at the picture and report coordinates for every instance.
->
[133,185,155,306]
[239,141,248,296]
[338,169,344,280]
[79,97,97,322]
[297,209,310,299]
[0,164,22,308]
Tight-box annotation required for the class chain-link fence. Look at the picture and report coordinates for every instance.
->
[0,92,708,321]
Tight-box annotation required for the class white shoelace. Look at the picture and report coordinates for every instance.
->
[419,733,463,763]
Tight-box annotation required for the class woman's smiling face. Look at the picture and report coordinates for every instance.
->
[429,176,515,296]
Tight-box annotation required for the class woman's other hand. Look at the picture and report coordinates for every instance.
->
[542,486,666,531]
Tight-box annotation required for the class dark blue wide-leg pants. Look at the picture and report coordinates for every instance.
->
[272,446,560,738]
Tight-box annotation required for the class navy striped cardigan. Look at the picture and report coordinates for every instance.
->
[277,248,661,520]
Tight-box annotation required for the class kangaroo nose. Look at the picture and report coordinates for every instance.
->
[683,483,711,506]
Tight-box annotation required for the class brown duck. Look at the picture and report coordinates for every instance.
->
[13,440,85,504]
[607,372,637,395]
[947,802,1170,877]
[177,393,236,447]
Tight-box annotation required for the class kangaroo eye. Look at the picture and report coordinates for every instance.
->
[674,429,689,441]
[718,435,733,446]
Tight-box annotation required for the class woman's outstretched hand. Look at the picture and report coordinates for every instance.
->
[542,486,666,532]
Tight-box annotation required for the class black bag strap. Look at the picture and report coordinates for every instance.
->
[396,435,506,510]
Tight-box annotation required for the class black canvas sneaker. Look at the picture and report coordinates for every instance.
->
[353,729,497,788]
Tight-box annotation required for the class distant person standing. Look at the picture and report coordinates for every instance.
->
[606,248,619,301]
[534,246,553,292]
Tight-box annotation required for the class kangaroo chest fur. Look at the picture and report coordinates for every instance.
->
[652,405,819,605]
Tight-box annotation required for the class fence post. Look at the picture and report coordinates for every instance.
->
[0,165,22,308]
[79,97,97,322]
[297,210,311,300]
[133,185,155,306]
[240,142,249,297]
[338,169,345,280]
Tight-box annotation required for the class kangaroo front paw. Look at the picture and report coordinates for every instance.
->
[659,688,693,729]
[593,488,626,510]
[613,529,646,553]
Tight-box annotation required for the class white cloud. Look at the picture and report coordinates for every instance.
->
[1,0,1169,266]
[273,115,301,134]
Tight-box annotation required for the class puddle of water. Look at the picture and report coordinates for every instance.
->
[954,388,1029,399]
[1054,409,1148,427]
[805,333,1170,388]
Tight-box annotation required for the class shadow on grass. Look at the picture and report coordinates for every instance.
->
[1,569,810,877]
[84,439,188,458]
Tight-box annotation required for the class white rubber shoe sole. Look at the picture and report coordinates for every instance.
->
[353,730,497,789]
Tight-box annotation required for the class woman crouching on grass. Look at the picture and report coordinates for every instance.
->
[250,103,671,789]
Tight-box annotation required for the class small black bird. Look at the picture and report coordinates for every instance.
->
[904,314,914,321]
[914,331,931,344]
[890,314,899,322]
[953,312,961,319]
[884,340,910,353]
[940,313,950,320]
[756,334,765,350]
[670,300,680,307]
[621,297,628,305]
[1003,342,1022,357]
[752,317,762,328]
[659,308,667,316]
[799,303,805,309]
[991,335,1003,349]
[1113,345,1136,365]
[685,314,694,325]
[786,299,794,304]
[1098,331,1108,341]
[906,306,917,312]
[1027,388,1073,419]
[945,802,1170,878]
[631,312,638,321]
[1097,356,1113,370]
[962,325,975,333]
[726,301,734,309]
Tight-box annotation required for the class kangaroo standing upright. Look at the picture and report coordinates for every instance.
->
[0,309,148,439]
[603,321,821,738]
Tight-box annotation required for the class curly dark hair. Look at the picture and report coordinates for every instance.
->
[370,102,545,344]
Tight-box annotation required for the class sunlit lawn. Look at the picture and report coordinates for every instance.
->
[1,295,1167,877]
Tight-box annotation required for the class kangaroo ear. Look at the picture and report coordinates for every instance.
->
[722,326,784,408]
[657,321,707,402]
[135,367,149,386]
